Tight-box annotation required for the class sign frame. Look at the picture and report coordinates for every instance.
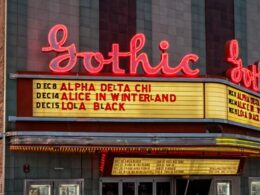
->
[11,74,260,131]
[110,157,241,176]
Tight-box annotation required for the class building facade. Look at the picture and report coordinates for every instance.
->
[2,0,260,195]
[0,0,5,194]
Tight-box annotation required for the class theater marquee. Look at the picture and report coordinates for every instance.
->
[33,80,204,118]
[13,24,260,130]
[111,157,240,175]
[228,87,260,128]
[30,79,260,129]
[205,83,260,129]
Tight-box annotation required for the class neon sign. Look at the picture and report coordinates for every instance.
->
[225,39,260,92]
[42,24,200,76]
[42,24,260,92]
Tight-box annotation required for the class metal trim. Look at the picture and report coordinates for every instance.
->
[7,132,260,147]
[8,116,217,122]
[9,73,260,96]
[4,132,257,140]
[9,135,217,146]
[7,131,224,137]
[8,116,260,131]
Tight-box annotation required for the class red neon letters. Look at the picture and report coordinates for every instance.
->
[42,24,200,77]
[225,40,260,92]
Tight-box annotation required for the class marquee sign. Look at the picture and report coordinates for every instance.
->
[205,83,260,129]
[33,80,204,118]
[14,24,260,130]
[111,157,240,175]
[228,86,260,128]
[31,79,260,129]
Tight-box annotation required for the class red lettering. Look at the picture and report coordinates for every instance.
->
[250,105,254,112]
[170,94,176,102]
[119,103,125,111]
[105,103,112,111]
[60,83,67,90]
[60,92,89,101]
[89,84,95,91]
[61,102,75,110]
[101,103,125,111]
[111,93,119,101]
[135,84,151,92]
[42,24,77,72]
[225,39,260,92]
[61,93,68,100]
[42,24,200,77]
[124,84,130,92]
[237,101,246,109]
[79,102,86,110]
[85,93,91,101]
[75,83,80,90]
[139,94,150,102]
[93,102,99,110]
[121,93,131,101]
[100,84,106,91]
[154,94,162,102]
[117,84,130,92]
[131,93,138,101]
